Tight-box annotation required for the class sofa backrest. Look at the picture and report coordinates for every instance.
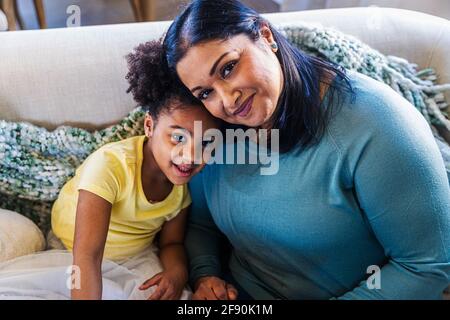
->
[0,7,449,130]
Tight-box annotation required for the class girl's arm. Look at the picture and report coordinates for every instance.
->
[71,189,111,300]
[158,207,189,279]
[139,207,189,299]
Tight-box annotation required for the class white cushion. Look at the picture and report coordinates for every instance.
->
[0,209,46,263]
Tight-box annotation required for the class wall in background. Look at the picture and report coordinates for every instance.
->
[280,0,450,20]
[15,0,135,29]
[5,0,450,30]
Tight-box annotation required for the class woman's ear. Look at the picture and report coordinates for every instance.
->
[144,114,155,137]
[259,23,276,51]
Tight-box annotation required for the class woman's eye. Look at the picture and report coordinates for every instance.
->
[172,134,186,144]
[198,89,212,101]
[221,61,237,79]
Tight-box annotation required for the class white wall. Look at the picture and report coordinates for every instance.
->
[280,0,450,20]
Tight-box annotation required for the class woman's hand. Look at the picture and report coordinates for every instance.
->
[192,276,238,300]
[140,269,187,300]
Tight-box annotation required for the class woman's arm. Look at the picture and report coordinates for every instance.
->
[185,172,238,300]
[334,94,450,299]
[71,190,111,300]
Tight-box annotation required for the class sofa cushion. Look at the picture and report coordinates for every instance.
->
[0,209,46,263]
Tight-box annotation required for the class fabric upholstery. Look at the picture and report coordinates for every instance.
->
[0,209,46,262]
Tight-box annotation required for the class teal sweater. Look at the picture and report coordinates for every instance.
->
[186,71,450,299]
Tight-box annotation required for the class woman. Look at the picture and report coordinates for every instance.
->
[162,0,450,299]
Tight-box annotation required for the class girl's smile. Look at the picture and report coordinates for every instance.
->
[143,105,219,186]
[172,163,195,178]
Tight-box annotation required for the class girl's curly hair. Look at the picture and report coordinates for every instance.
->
[125,38,201,119]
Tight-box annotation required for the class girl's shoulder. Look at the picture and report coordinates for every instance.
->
[89,135,145,165]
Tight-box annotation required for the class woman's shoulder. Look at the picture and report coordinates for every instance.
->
[325,71,441,177]
[329,70,432,144]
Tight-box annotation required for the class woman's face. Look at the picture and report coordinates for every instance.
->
[176,28,284,128]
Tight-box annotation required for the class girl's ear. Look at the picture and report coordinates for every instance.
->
[144,114,155,137]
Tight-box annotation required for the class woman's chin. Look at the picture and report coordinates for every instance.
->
[236,116,269,129]
[228,107,273,128]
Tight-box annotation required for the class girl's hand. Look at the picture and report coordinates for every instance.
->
[139,269,187,300]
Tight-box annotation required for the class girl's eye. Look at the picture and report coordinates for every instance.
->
[198,89,212,101]
[202,138,215,147]
[172,134,186,144]
[221,61,237,79]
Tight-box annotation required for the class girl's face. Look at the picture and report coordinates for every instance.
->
[176,27,284,128]
[144,106,219,185]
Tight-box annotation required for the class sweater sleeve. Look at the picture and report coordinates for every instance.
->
[186,171,227,287]
[335,96,450,299]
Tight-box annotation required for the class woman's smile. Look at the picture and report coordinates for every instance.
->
[233,93,255,117]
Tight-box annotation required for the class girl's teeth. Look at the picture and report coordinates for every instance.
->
[176,164,193,173]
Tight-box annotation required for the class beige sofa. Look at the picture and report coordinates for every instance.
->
[0,7,449,132]
[0,7,449,297]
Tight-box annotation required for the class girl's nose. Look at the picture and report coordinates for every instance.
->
[181,138,199,164]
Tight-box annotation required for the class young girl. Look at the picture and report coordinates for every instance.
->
[50,39,219,300]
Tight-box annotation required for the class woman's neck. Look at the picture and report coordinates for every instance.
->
[251,70,337,145]
[319,70,337,101]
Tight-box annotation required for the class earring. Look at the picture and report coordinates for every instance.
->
[270,42,278,52]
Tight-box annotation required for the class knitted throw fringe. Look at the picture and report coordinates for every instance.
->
[1,23,449,233]
[280,22,450,129]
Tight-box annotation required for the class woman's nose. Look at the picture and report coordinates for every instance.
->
[215,83,240,115]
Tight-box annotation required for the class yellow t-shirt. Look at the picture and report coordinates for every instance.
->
[51,135,191,261]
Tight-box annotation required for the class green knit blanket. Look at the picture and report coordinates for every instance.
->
[1,23,450,233]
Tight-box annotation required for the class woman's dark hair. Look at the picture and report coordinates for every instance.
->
[163,0,353,152]
[125,38,202,120]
